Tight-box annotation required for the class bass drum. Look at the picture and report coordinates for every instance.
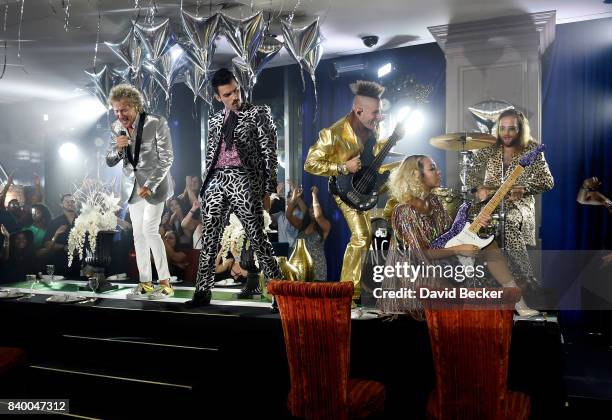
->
[370,217,392,252]
[432,187,461,219]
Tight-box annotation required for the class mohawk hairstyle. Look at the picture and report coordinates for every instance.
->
[349,80,385,99]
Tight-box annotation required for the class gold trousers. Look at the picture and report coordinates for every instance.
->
[334,195,372,299]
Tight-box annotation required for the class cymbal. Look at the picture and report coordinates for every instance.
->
[429,132,496,151]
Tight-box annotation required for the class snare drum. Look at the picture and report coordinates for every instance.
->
[432,187,461,219]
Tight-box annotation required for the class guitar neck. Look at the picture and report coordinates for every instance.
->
[468,165,525,234]
[371,133,399,166]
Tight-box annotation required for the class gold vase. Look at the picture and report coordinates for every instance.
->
[277,256,300,282]
[288,239,315,282]
[258,272,272,302]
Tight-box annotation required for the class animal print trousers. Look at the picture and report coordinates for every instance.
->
[502,207,539,288]
[195,167,282,292]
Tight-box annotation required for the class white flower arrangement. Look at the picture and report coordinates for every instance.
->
[67,179,121,267]
[219,211,272,264]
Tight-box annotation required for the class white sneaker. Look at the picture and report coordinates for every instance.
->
[515,297,539,317]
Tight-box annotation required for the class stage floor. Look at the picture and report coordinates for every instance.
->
[0,278,273,308]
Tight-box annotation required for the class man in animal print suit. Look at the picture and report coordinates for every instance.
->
[467,108,554,303]
[186,68,282,309]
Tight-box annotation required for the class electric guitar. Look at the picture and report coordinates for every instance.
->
[329,126,405,211]
[430,144,545,274]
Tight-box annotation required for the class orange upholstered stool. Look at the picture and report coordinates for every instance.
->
[423,287,530,420]
[268,280,385,419]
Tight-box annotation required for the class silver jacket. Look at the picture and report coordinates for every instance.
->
[106,113,174,204]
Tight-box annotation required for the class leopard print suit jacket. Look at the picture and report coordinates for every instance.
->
[466,140,554,246]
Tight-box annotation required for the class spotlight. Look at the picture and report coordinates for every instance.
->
[378,63,392,78]
[43,114,49,122]
[59,143,78,161]
[396,106,411,122]
[405,110,425,134]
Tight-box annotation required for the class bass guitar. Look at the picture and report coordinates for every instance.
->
[329,126,405,211]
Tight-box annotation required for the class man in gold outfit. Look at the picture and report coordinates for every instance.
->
[305,80,399,303]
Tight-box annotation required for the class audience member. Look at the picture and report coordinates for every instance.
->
[44,193,78,277]
[294,186,331,281]
[177,175,202,214]
[163,230,189,278]
[0,225,41,284]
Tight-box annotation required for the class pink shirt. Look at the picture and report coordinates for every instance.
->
[215,110,242,168]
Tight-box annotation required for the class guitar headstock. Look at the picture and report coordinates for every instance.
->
[518,144,545,167]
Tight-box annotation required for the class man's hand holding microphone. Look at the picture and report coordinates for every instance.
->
[115,130,131,152]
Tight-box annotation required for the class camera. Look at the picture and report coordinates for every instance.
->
[361,35,379,48]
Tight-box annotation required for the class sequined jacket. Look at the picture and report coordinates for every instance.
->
[466,140,554,246]
[304,113,389,178]
[106,113,174,205]
[200,103,278,200]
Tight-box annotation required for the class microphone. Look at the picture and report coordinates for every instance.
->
[118,130,128,156]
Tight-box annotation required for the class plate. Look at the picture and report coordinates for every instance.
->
[41,275,65,281]
[351,308,383,320]
[156,276,181,284]
[46,294,88,304]
[0,289,27,299]
[214,279,242,287]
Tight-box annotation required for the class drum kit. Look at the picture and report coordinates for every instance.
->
[371,131,507,241]
[428,131,503,239]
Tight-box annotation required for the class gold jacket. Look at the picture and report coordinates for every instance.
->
[304,113,389,177]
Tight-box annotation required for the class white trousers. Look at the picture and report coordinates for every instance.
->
[128,199,170,283]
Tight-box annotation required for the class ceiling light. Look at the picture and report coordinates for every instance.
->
[378,63,392,78]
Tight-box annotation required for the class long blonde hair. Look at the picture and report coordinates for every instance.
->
[496,109,531,148]
[387,154,428,203]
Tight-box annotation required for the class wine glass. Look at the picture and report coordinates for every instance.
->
[26,274,38,297]
[46,264,55,284]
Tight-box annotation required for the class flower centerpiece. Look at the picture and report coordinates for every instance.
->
[219,211,272,264]
[67,178,121,268]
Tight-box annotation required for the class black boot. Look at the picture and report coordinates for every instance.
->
[185,289,212,308]
[236,272,261,299]
[270,297,279,314]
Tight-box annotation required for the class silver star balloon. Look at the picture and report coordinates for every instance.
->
[84,65,114,107]
[85,82,109,109]
[111,65,134,85]
[181,61,209,103]
[232,56,255,101]
[219,11,265,62]
[281,18,323,113]
[104,27,143,75]
[250,34,283,79]
[134,18,174,62]
[281,18,323,90]
[181,11,219,73]
[468,100,515,134]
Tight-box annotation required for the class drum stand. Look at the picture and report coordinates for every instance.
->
[457,134,475,205]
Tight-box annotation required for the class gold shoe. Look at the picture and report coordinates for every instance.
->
[149,284,174,300]
[126,282,154,299]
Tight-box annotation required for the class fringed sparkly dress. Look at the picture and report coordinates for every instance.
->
[377,195,451,316]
